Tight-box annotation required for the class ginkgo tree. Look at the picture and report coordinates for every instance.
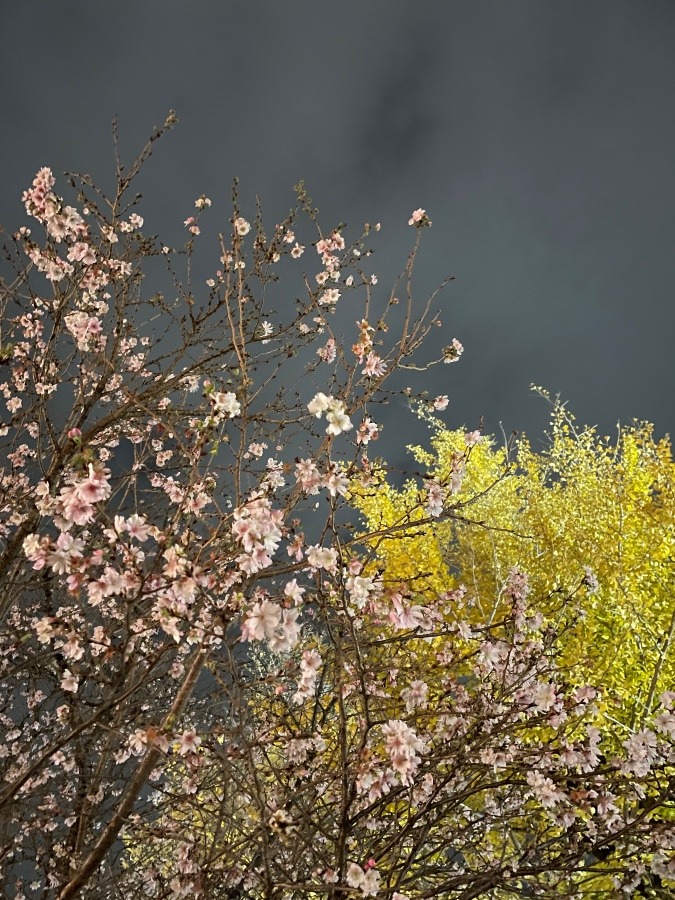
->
[1,117,674,900]
[351,392,675,731]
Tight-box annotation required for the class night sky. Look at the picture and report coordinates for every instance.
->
[2,2,675,454]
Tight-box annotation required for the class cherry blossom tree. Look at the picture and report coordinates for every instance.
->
[0,116,674,900]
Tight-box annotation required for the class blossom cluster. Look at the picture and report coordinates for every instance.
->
[2,143,672,900]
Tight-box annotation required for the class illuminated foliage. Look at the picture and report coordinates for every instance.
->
[351,393,675,728]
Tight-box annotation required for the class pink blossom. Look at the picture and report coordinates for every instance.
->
[74,464,112,504]
[382,719,426,784]
[425,481,444,517]
[22,167,56,219]
[128,729,148,756]
[67,242,96,265]
[307,392,353,434]
[306,545,338,572]
[526,771,566,808]
[316,231,344,257]
[323,465,349,497]
[655,709,675,738]
[35,617,57,644]
[283,579,305,604]
[356,418,380,445]
[408,208,431,227]
[295,458,322,494]
[621,729,659,777]
[65,311,105,351]
[346,863,366,890]
[60,669,79,693]
[268,607,301,653]
[389,594,428,630]
[317,338,337,363]
[346,574,378,609]
[242,600,282,642]
[178,730,202,756]
[401,679,429,712]
[47,532,85,574]
[362,353,387,378]
[293,648,322,703]
[231,493,283,570]
[59,487,96,525]
[125,514,151,542]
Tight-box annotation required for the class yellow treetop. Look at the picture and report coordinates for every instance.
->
[351,396,675,728]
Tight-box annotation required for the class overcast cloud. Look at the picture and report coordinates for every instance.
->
[2,1,674,451]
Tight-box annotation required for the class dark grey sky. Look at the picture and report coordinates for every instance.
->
[3,1,675,448]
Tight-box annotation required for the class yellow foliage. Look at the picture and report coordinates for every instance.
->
[351,396,675,728]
